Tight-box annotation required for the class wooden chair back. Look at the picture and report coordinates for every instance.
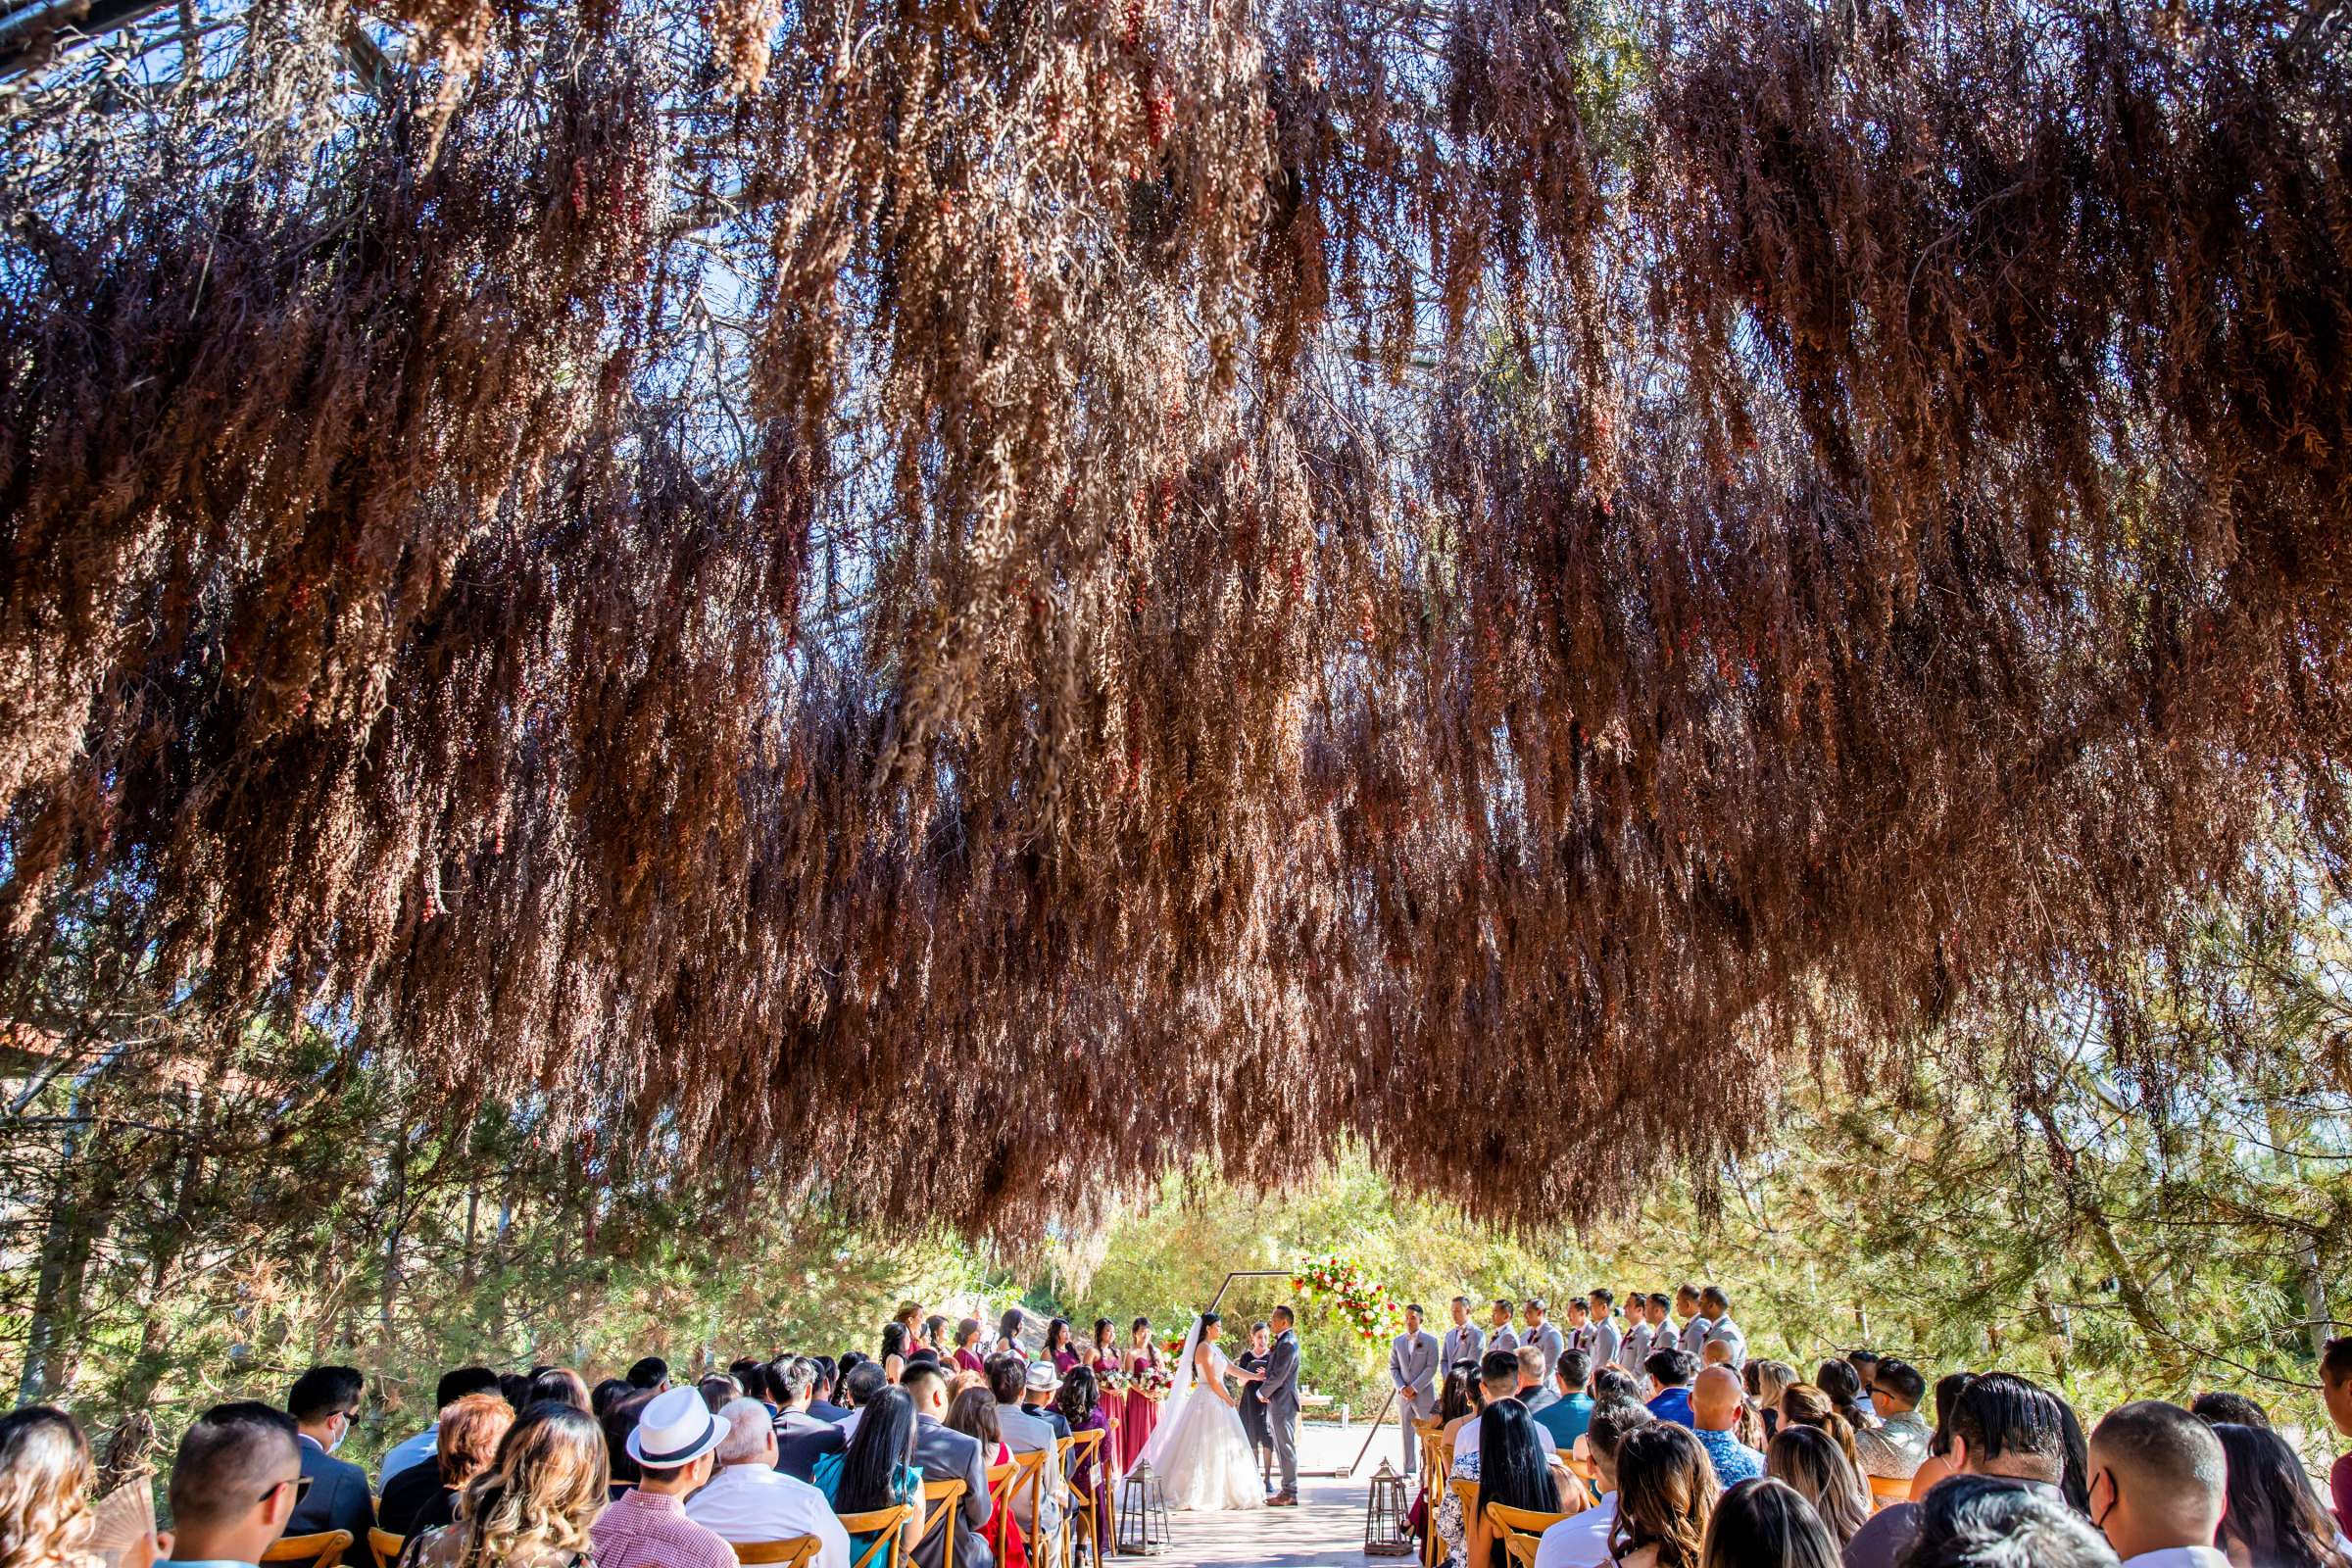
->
[917,1479,966,1568]
[835,1504,913,1568]
[1487,1502,1570,1568]
[1063,1430,1106,1568]
[1869,1471,1912,1509]
[264,1532,353,1568]
[1450,1479,1484,1568]
[730,1541,821,1567]
[1008,1446,1048,1534]
[367,1529,404,1568]
[983,1463,1022,1561]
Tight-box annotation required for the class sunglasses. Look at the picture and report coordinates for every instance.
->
[262,1475,316,1505]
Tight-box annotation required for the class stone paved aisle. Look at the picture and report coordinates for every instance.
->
[1118,1421,1416,1568]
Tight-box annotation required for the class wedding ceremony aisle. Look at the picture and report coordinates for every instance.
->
[1155,1422,1389,1568]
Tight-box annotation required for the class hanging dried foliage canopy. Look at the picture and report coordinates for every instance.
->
[1,0,2348,1234]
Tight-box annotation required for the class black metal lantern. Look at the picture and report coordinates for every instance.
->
[1115,1461,1173,1555]
[1365,1460,1414,1556]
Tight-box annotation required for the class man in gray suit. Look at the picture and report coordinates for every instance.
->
[1521,1298,1565,1385]
[1388,1305,1441,1475]
[1440,1297,1485,1376]
[1487,1298,1520,1356]
[1262,1304,1303,1506]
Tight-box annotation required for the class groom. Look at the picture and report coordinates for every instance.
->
[1262,1303,1302,1507]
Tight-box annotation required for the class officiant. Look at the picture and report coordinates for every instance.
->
[1236,1320,1274,1488]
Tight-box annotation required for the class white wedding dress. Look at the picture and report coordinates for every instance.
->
[1138,1323,1266,1511]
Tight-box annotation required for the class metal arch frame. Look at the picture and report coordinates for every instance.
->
[1197,1269,1400,1480]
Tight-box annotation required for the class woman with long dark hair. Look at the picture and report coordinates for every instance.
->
[1044,1319,1078,1375]
[1812,1362,1871,1436]
[1056,1367,1117,1548]
[879,1321,910,1365]
[946,1389,1028,1568]
[812,1386,925,1562]
[411,1404,608,1568]
[1905,1373,1975,1502]
[2211,1423,2352,1568]
[1468,1399,1577,1566]
[1610,1423,1719,1568]
[1119,1317,1162,1470]
[995,1309,1028,1359]
[1699,1478,1838,1568]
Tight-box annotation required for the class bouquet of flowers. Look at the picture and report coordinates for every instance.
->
[1290,1250,1405,1344]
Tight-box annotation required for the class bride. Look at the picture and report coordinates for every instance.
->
[1138,1311,1266,1511]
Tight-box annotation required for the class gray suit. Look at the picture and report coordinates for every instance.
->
[1488,1322,1520,1356]
[1441,1322,1485,1373]
[1261,1327,1302,1495]
[1388,1329,1440,1473]
[1523,1322,1565,1384]
[909,1415,994,1568]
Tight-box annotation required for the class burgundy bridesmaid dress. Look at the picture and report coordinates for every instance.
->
[1119,1345,1161,1470]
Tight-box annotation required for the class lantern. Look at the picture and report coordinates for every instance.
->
[1115,1461,1173,1555]
[1364,1460,1413,1556]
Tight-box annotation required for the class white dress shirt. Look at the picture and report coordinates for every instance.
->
[2119,1549,2231,1568]
[684,1463,852,1568]
[1534,1494,1617,1568]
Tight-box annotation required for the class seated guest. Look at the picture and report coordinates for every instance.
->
[1054,1368,1114,1556]
[626,1358,671,1395]
[1698,1291,1746,1371]
[601,1392,654,1502]
[947,1390,1029,1568]
[1767,1426,1870,1549]
[528,1369,592,1414]
[381,1368,501,1487]
[835,1362,890,1438]
[900,1363,995,1568]
[1537,1351,1595,1450]
[1440,1362,1487,1454]
[1594,1368,1642,1406]
[681,1398,851,1568]
[2207,1421,2351,1568]
[1461,1398,1583,1568]
[591,1380,636,1421]
[1520,1347,1561,1417]
[1844,1355,1880,1424]
[2326,1336,2352,1535]
[1610,1423,1721,1568]
[1746,1364,1795,1445]
[1853,1360,1930,1481]
[1535,1399,1652,1568]
[409,1403,608,1568]
[1816,1362,1872,1435]
[808,1358,850,1425]
[1843,1372,2068,1568]
[1459,1352,1558,1462]
[1701,1478,1838,1568]
[499,1375,534,1413]
[0,1406,165,1568]
[771,1357,849,1482]
[1777,1387,1861,1473]
[1646,1352,1700,1429]
[594,1388,736,1568]
[2086,1400,2228,1568]
[1905,1374,1975,1504]
[953,1321,989,1376]
[989,1356,1067,1544]
[377,1392,514,1538]
[813,1388,926,1567]
[159,1403,303,1568]
[2187,1393,2268,1429]
[1018,1365,1070,1441]
[1897,1475,2118,1568]
[283,1365,372,1545]
[695,1377,737,1414]
[1691,1368,1764,1487]
[1701,1345,1735,1371]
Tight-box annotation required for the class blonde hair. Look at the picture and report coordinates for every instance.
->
[451,1406,608,1568]
[1776,1385,1861,1470]
[0,1409,95,1568]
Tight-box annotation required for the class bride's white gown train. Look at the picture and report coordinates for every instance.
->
[1140,1337,1265,1511]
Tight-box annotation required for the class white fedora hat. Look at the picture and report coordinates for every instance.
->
[626,1385,724,1469]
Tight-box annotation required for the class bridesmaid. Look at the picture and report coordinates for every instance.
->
[1118,1316,1162,1471]
[994,1307,1028,1359]
[1087,1318,1125,1473]
[1045,1317,1081,1375]
[894,1300,928,1355]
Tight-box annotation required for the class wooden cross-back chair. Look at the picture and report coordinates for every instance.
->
[1869,1472,1913,1511]
[730,1540,822,1567]
[1008,1446,1050,1556]
[983,1461,1023,1564]
[263,1531,353,1568]
[1061,1429,1106,1568]
[835,1504,914,1568]
[367,1528,405,1568]
[917,1478,967,1568]
[1486,1502,1570,1568]
[1449,1478,1485,1568]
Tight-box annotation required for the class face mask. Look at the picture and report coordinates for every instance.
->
[327,1413,350,1453]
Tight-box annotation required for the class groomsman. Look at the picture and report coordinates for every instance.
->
[1565,1298,1593,1355]
[1441,1298,1485,1372]
[1388,1306,1440,1475]
[1487,1299,1520,1356]
[1521,1298,1564,1385]
[1586,1290,1624,1370]
[1675,1283,1710,1359]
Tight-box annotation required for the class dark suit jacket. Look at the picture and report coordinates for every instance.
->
[373,1461,448,1538]
[771,1409,848,1482]
[908,1415,993,1568]
[289,1437,373,1545]
[1022,1402,1072,1442]
[1236,1349,1271,1448]
[806,1398,851,1424]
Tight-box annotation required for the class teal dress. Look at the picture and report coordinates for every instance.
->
[811,1451,923,1560]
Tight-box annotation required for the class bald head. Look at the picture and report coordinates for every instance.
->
[1692,1366,1745,1432]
